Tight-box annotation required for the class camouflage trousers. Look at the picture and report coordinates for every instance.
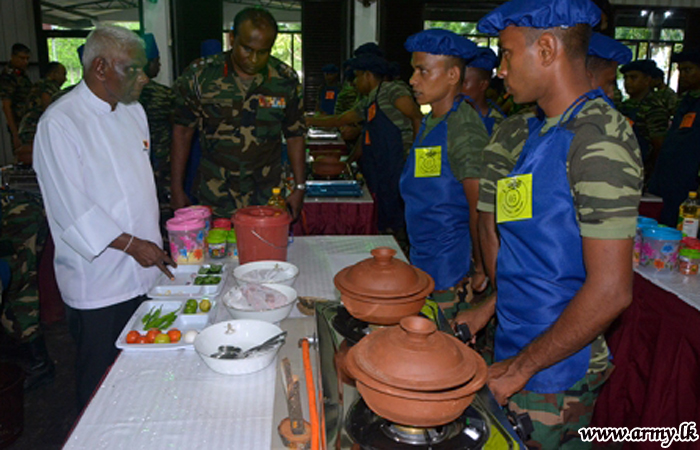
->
[509,364,613,450]
[151,143,171,206]
[0,190,48,343]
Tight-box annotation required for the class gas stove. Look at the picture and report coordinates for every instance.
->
[315,301,526,449]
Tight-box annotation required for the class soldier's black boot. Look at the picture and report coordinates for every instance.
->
[19,336,55,391]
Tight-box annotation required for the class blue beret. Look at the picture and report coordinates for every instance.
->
[672,49,700,66]
[349,54,389,75]
[620,59,657,76]
[354,42,384,57]
[587,32,632,65]
[651,67,664,79]
[322,64,339,73]
[142,33,159,61]
[477,0,601,35]
[388,61,401,78]
[404,29,479,60]
[468,47,499,71]
[200,39,222,57]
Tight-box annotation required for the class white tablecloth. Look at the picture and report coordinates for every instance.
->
[64,236,400,450]
[635,264,700,311]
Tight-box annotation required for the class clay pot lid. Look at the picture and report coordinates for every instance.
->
[352,316,478,391]
[334,247,434,299]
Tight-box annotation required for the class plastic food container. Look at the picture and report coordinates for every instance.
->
[634,216,658,267]
[213,218,231,230]
[175,206,213,233]
[166,216,206,264]
[207,228,227,259]
[227,229,238,259]
[640,226,683,272]
[677,248,700,275]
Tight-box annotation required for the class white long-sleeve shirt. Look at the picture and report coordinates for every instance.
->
[34,81,161,309]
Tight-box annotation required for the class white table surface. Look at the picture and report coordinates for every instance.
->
[63,235,401,450]
[635,263,700,311]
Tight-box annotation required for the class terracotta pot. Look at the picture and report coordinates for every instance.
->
[344,316,488,426]
[340,292,426,325]
[312,157,345,178]
[310,149,342,160]
[354,316,479,390]
[334,340,356,387]
[334,247,434,325]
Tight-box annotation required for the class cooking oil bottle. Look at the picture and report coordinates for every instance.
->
[267,187,286,211]
[677,191,700,238]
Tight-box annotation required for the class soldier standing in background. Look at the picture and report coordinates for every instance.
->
[650,66,678,119]
[1,43,33,151]
[139,33,175,208]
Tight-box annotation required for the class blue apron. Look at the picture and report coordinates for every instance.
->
[400,96,471,290]
[496,89,611,393]
[318,85,340,115]
[361,82,406,231]
[648,93,700,227]
[464,97,506,136]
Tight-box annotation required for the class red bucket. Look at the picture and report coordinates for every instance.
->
[0,362,25,448]
[232,206,291,264]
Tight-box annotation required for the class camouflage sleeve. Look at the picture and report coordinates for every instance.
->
[0,73,14,101]
[334,82,359,115]
[282,76,306,139]
[448,102,489,180]
[385,81,413,105]
[477,113,531,213]
[172,67,200,128]
[645,95,671,139]
[568,103,643,239]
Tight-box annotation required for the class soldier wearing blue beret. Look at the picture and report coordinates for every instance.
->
[399,28,490,313]
[455,0,643,447]
[461,47,506,136]
[585,32,632,100]
[306,53,423,241]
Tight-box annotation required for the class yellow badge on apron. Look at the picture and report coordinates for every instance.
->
[497,174,533,223]
[414,146,442,178]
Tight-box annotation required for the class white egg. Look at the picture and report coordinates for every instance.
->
[183,330,199,344]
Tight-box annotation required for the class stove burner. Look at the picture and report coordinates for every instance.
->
[332,306,372,345]
[346,397,490,449]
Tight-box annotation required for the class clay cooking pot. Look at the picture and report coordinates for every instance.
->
[344,316,488,427]
[333,247,434,325]
[312,155,345,178]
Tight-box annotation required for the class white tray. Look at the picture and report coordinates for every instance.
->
[148,264,228,298]
[116,299,215,351]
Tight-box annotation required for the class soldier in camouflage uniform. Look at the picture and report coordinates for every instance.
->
[457,3,642,448]
[1,43,33,151]
[17,62,66,163]
[139,34,175,207]
[619,60,670,179]
[651,66,678,119]
[171,7,307,219]
[462,46,506,137]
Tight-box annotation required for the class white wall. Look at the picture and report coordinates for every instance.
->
[354,1,377,50]
[142,0,173,86]
[222,3,301,28]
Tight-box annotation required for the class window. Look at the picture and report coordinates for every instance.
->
[424,21,500,53]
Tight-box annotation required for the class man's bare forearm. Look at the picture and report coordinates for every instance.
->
[478,211,499,285]
[170,124,195,191]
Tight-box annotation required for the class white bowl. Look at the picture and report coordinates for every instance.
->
[233,261,299,287]
[194,320,284,375]
[223,284,297,323]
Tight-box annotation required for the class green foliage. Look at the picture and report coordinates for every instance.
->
[47,37,85,86]
[424,21,478,35]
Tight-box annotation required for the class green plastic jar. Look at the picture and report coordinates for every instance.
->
[226,229,238,259]
[207,229,228,259]
[677,248,700,275]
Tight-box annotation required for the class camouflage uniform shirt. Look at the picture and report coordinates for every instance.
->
[354,81,416,155]
[173,52,305,216]
[0,65,32,124]
[334,80,359,115]
[419,100,489,180]
[18,78,62,144]
[139,80,175,203]
[653,84,678,120]
[619,93,670,147]
[478,97,643,239]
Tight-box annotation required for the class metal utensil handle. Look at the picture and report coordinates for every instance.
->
[251,229,289,249]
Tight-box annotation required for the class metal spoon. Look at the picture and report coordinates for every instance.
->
[239,331,287,358]
[210,345,242,359]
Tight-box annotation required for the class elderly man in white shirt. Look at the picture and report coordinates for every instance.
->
[34,24,175,409]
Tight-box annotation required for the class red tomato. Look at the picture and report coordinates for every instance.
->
[167,329,182,343]
[137,335,148,344]
[126,330,140,344]
[146,328,160,343]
